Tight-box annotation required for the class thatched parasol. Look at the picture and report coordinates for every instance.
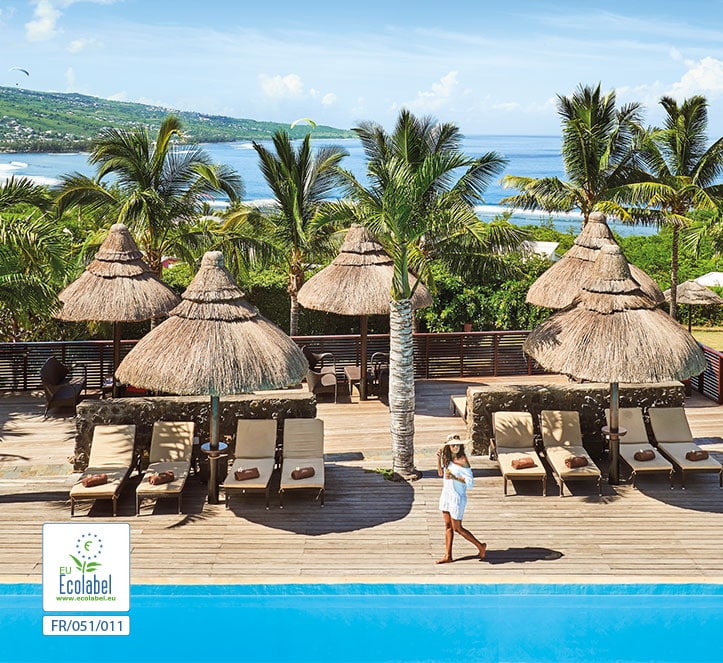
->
[298,224,432,399]
[56,223,180,397]
[523,244,706,484]
[116,250,307,503]
[526,211,664,309]
[663,280,723,332]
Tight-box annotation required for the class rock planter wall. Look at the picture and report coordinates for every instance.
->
[465,382,685,458]
[74,393,316,471]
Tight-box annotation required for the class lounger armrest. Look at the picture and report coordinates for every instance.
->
[489,437,498,461]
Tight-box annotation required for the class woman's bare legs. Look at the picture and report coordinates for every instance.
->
[451,518,486,559]
[435,511,454,564]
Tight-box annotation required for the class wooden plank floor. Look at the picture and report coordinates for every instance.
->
[1,378,723,585]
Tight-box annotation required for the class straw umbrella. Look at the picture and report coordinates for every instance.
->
[526,211,664,309]
[116,250,308,503]
[55,223,180,397]
[663,280,723,332]
[524,244,706,484]
[297,224,432,399]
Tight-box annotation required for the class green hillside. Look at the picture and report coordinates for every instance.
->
[0,86,354,152]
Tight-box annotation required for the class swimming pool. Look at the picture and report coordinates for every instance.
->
[3,583,723,662]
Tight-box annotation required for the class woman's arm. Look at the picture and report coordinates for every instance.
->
[436,448,444,477]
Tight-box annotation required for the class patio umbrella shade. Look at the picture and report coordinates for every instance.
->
[116,250,308,503]
[526,212,664,309]
[298,224,432,399]
[55,223,180,397]
[663,280,723,332]
[523,244,706,484]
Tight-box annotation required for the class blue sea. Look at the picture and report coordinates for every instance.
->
[0,135,655,237]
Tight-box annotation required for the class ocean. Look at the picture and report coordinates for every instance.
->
[0,135,655,237]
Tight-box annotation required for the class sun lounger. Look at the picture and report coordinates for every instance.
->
[279,418,325,507]
[540,410,602,497]
[70,424,136,516]
[605,408,674,488]
[136,421,195,515]
[648,407,722,489]
[224,419,278,509]
[491,411,546,496]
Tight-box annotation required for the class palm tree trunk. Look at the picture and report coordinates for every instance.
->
[389,298,418,479]
[670,226,679,320]
[289,291,299,337]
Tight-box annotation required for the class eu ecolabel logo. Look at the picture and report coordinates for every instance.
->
[43,523,130,612]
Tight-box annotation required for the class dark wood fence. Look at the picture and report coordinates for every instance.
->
[2,333,721,403]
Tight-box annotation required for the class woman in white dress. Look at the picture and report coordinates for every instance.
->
[436,433,487,564]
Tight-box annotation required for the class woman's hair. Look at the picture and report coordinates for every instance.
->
[440,442,465,468]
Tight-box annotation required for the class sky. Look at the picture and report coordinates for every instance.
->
[2,0,723,136]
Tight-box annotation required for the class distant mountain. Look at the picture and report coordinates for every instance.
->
[0,86,354,152]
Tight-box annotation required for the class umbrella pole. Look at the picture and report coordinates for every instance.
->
[112,322,121,398]
[688,305,692,333]
[207,395,220,504]
[608,382,621,485]
[360,315,368,400]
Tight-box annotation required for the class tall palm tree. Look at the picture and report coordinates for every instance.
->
[501,83,644,224]
[55,115,244,276]
[330,109,520,478]
[242,130,348,335]
[618,96,723,319]
[0,177,67,341]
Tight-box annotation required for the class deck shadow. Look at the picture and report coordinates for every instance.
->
[482,547,564,565]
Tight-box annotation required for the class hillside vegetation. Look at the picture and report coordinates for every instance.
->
[0,86,354,152]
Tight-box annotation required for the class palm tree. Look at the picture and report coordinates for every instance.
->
[241,130,348,335]
[330,109,521,478]
[0,178,67,341]
[501,83,644,224]
[55,115,244,276]
[618,96,723,319]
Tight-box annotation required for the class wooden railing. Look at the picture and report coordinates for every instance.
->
[2,335,721,403]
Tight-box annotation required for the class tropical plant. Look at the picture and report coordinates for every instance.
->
[501,83,644,224]
[232,130,348,335]
[54,115,244,276]
[0,177,68,340]
[328,109,523,478]
[620,96,723,318]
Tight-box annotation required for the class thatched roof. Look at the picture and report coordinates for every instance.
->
[297,225,432,315]
[116,251,307,396]
[526,212,664,308]
[523,245,706,383]
[56,223,179,322]
[663,280,723,306]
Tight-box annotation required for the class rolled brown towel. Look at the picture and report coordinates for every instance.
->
[234,467,260,481]
[81,473,108,488]
[564,455,589,469]
[511,456,535,470]
[148,470,175,485]
[685,449,709,462]
[633,449,655,462]
[291,466,315,480]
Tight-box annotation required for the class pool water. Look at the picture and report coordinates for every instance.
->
[3,583,723,662]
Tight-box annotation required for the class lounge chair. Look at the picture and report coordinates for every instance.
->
[40,356,87,418]
[135,421,195,515]
[449,395,467,420]
[69,424,136,516]
[491,411,546,496]
[648,407,722,489]
[605,408,674,488]
[223,419,278,509]
[540,410,602,497]
[279,418,325,507]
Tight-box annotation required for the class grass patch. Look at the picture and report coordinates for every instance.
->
[692,327,723,351]
[365,467,395,481]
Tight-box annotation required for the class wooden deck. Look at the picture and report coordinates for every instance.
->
[2,377,723,585]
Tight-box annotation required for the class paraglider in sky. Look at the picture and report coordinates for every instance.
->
[9,67,30,86]
[290,117,317,128]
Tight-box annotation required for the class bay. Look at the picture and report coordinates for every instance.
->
[0,136,655,237]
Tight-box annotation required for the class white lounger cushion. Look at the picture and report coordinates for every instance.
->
[496,448,546,479]
[545,445,601,480]
[656,442,722,473]
[619,445,673,473]
[226,457,275,491]
[279,457,326,490]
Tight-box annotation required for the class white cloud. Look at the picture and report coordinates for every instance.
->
[259,73,304,99]
[108,91,127,101]
[67,36,100,53]
[669,47,682,62]
[491,102,520,112]
[65,66,75,88]
[669,57,723,99]
[406,70,459,112]
[322,92,337,106]
[25,0,62,42]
